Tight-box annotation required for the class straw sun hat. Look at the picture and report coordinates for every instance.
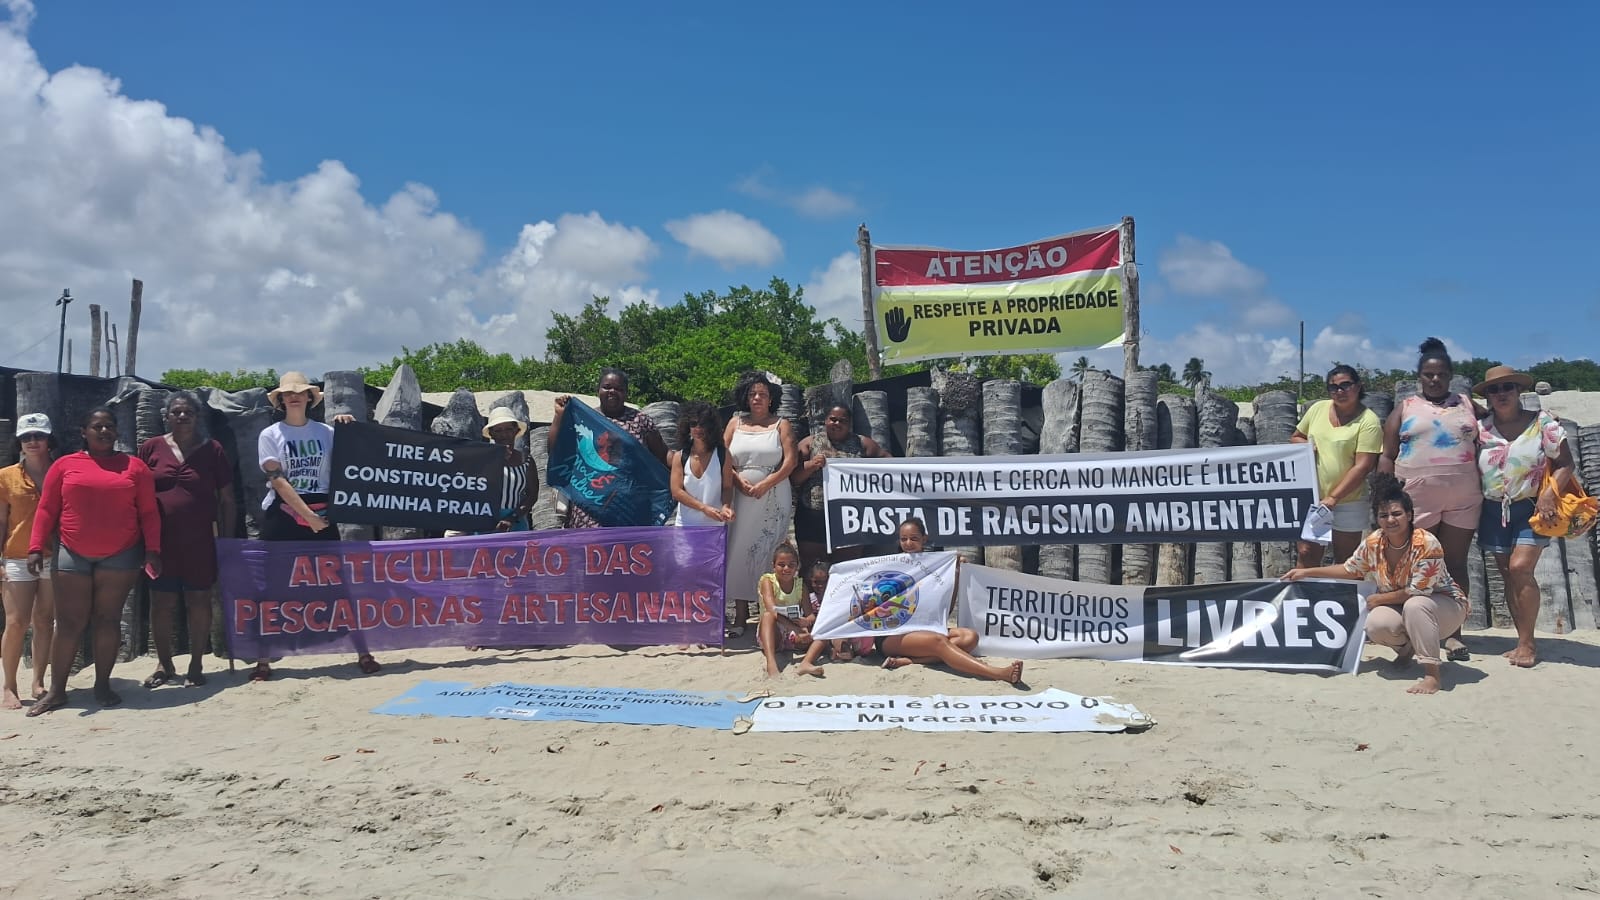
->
[1472,364,1535,397]
[267,371,324,409]
[482,407,528,439]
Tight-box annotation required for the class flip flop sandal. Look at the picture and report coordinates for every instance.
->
[1447,645,1471,662]
[142,669,175,689]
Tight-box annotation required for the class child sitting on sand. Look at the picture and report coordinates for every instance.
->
[804,560,872,663]
[757,543,816,677]
[797,517,1023,684]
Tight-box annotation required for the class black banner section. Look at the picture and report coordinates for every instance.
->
[329,421,504,532]
[1139,580,1360,670]
[827,490,1309,548]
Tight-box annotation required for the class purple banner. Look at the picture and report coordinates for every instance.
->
[217,527,726,657]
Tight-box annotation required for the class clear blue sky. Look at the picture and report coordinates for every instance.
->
[5,1,1596,384]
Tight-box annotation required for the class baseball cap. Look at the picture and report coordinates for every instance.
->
[16,412,52,436]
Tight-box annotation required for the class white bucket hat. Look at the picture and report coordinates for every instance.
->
[482,407,528,439]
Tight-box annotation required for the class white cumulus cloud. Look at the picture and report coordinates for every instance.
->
[0,10,657,377]
[1157,235,1295,330]
[664,210,783,269]
[801,251,865,333]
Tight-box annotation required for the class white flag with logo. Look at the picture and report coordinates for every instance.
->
[811,551,957,640]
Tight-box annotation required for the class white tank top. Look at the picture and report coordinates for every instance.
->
[673,448,725,527]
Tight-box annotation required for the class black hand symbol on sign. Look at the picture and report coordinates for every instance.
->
[884,307,911,343]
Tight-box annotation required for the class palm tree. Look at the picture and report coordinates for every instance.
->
[1182,357,1211,393]
[1070,356,1092,383]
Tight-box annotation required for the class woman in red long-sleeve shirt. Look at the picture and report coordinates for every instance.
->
[26,407,163,715]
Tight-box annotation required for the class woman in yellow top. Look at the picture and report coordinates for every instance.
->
[1291,365,1383,568]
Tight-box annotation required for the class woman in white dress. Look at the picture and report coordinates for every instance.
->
[722,373,796,638]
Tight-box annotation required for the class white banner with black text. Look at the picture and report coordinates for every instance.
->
[958,565,1366,674]
[824,443,1316,551]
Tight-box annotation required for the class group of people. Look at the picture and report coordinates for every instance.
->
[1,348,1583,712]
[1284,338,1579,693]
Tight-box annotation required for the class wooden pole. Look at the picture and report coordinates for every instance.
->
[107,324,121,377]
[1119,216,1140,386]
[125,278,143,377]
[89,304,102,378]
[857,224,883,380]
[54,288,72,374]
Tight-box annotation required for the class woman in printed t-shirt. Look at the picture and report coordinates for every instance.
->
[1292,365,1382,568]
[27,407,162,715]
[251,371,372,681]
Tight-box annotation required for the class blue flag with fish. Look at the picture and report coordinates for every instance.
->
[548,400,675,526]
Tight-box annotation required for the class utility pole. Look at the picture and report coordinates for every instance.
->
[55,288,72,374]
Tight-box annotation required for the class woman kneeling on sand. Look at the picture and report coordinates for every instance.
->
[1283,473,1469,695]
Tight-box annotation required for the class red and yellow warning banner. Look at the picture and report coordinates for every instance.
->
[873,226,1126,363]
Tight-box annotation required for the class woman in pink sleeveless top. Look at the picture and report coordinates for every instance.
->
[1380,337,1484,661]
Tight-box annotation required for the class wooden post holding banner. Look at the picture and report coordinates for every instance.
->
[1119,216,1140,386]
[125,278,143,377]
[89,304,102,378]
[857,224,883,380]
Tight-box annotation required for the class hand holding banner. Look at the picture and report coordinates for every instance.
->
[547,401,675,527]
[811,551,959,641]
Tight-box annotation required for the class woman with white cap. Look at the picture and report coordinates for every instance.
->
[252,371,370,680]
[1474,364,1577,668]
[482,407,539,532]
[0,413,58,710]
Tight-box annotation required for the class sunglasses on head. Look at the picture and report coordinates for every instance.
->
[1483,382,1520,396]
[1327,381,1358,392]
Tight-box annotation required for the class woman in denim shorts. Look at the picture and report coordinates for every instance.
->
[1474,365,1577,669]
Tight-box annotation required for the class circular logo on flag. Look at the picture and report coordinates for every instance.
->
[849,571,918,631]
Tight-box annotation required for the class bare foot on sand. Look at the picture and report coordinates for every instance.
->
[882,656,913,670]
[94,683,123,707]
[26,688,66,716]
[1,687,21,710]
[1407,674,1442,694]
[1005,660,1025,684]
[185,662,208,686]
[796,663,825,678]
[1504,644,1538,668]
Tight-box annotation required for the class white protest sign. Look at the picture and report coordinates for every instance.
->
[747,689,1151,733]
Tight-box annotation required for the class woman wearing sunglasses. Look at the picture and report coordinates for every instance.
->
[1380,337,1483,661]
[1474,364,1575,669]
[1292,365,1382,568]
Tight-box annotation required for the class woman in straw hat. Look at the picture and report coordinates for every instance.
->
[1473,364,1577,668]
[252,371,375,680]
[482,407,539,532]
[1,413,59,710]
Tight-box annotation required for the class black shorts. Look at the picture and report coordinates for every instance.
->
[794,506,827,543]
[261,495,339,542]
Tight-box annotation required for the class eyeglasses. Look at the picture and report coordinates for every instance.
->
[1327,381,1358,392]
[19,433,48,442]
[1483,383,1520,396]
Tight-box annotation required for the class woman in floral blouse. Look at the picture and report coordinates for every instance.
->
[1285,473,1469,695]
[1473,365,1576,669]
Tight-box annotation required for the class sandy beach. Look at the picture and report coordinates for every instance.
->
[2,627,1598,899]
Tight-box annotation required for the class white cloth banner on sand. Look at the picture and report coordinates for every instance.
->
[958,564,1368,675]
[747,689,1152,733]
[810,551,958,641]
